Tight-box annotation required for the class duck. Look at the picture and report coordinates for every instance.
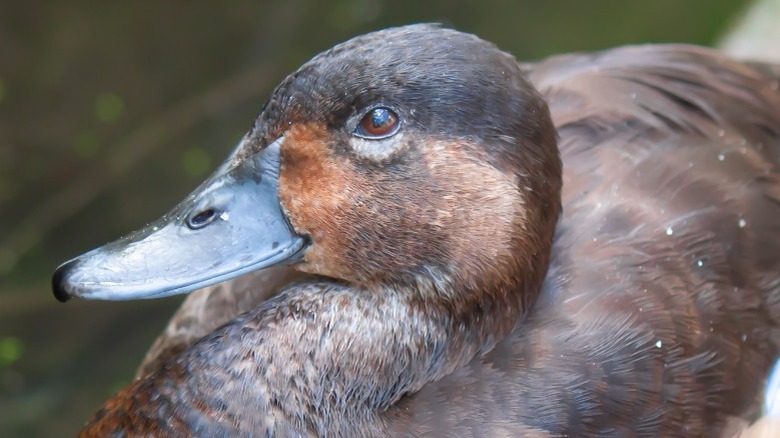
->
[51,24,780,436]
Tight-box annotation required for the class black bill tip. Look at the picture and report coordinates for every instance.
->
[52,260,76,303]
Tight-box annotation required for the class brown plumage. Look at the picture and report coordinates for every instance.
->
[56,25,780,436]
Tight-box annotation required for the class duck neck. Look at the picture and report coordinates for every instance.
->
[138,265,539,435]
[258,266,538,422]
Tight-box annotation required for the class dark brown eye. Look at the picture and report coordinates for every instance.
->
[354,107,400,139]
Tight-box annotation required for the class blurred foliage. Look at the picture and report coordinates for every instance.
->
[0,0,750,436]
[93,93,125,123]
[0,337,24,367]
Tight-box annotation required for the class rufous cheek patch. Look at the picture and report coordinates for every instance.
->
[278,123,370,280]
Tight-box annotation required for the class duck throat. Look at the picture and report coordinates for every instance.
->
[82,267,542,436]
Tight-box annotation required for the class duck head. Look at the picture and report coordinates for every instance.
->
[53,24,561,309]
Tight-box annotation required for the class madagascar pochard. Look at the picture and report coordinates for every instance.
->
[52,25,780,436]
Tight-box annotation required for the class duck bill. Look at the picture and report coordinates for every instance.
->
[52,137,305,302]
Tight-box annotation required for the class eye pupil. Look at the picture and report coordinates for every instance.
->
[371,109,388,128]
[356,107,399,139]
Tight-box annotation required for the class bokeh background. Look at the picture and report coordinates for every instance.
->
[0,0,761,435]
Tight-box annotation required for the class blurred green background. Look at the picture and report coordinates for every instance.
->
[0,0,753,435]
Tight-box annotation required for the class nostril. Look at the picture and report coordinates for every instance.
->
[187,208,219,230]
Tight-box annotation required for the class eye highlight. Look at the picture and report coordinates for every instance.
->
[354,107,400,139]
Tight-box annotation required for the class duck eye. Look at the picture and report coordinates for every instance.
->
[354,107,400,139]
